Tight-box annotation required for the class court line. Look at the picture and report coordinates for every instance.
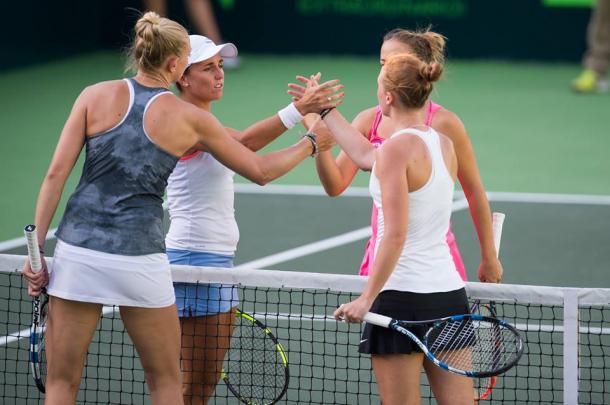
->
[235,184,610,206]
[0,195,470,252]
[3,186,609,251]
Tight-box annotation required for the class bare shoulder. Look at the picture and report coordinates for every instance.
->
[82,79,126,97]
[437,131,456,154]
[352,106,378,135]
[379,131,424,159]
[75,80,130,110]
[431,108,469,142]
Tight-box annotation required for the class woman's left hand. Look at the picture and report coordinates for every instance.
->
[478,257,503,283]
[333,295,374,323]
[289,73,345,115]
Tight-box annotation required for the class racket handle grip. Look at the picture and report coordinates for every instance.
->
[363,312,392,328]
[492,212,505,257]
[24,225,43,273]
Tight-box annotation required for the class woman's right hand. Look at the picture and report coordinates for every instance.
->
[305,115,336,153]
[22,257,49,297]
[292,74,345,115]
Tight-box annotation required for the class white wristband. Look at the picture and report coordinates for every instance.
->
[277,102,304,129]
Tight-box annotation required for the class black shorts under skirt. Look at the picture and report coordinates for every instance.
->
[359,288,469,355]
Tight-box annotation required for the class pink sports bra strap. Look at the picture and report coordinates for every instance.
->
[425,101,443,126]
[368,106,384,141]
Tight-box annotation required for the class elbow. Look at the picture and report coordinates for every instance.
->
[248,171,269,186]
[253,177,269,186]
[253,169,273,186]
[358,157,374,172]
[354,153,374,172]
[324,185,344,197]
[44,167,69,184]
[384,231,406,247]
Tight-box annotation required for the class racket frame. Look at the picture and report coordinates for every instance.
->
[222,309,289,405]
[24,224,47,393]
[471,301,499,400]
[364,312,524,378]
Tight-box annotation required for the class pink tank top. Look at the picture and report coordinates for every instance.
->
[358,101,468,281]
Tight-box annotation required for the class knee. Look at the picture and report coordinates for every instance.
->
[46,373,82,398]
[144,366,182,392]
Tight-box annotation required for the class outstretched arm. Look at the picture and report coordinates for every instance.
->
[225,76,345,152]
[194,109,314,185]
[289,76,375,173]
[321,109,376,170]
[303,110,374,196]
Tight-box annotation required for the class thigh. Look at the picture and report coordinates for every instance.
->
[181,309,236,367]
[372,353,424,405]
[46,296,102,376]
[120,304,182,374]
[424,359,474,405]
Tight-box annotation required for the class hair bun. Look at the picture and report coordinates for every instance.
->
[419,62,443,83]
[136,11,161,39]
[126,12,188,74]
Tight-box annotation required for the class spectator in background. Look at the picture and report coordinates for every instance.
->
[572,0,610,93]
[144,0,241,69]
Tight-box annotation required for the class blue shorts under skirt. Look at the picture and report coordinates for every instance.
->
[167,249,239,317]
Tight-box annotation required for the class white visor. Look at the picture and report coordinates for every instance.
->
[187,35,238,67]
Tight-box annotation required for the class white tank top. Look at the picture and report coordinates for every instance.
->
[369,127,465,293]
[166,151,239,255]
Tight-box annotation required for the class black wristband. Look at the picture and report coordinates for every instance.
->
[320,107,335,119]
[302,132,318,156]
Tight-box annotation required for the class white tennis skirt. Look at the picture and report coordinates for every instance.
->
[47,239,175,308]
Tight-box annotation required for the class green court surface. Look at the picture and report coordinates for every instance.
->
[1,52,610,242]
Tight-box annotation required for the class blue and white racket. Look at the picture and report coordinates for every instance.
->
[363,311,523,378]
[24,224,47,393]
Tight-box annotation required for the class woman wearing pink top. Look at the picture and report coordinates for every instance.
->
[293,28,502,283]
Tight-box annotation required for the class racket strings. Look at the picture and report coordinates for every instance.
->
[428,318,520,374]
[224,315,287,403]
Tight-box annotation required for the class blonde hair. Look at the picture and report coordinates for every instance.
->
[382,53,443,109]
[383,27,446,66]
[126,11,189,73]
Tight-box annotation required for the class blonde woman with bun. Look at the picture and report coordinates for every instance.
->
[291,28,502,285]
[330,54,474,404]
[21,11,342,404]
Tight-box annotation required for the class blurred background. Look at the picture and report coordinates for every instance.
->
[0,0,609,285]
[0,0,598,69]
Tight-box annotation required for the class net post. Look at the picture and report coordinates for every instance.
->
[562,289,579,405]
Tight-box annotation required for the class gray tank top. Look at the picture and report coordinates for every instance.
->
[56,78,179,255]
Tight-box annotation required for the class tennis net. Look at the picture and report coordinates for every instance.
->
[1,253,609,404]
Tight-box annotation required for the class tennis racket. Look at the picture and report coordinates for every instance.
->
[24,224,48,393]
[363,310,523,378]
[472,211,505,400]
[222,309,289,405]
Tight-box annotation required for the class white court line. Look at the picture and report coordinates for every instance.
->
[234,227,372,270]
[3,186,609,251]
[236,184,610,205]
